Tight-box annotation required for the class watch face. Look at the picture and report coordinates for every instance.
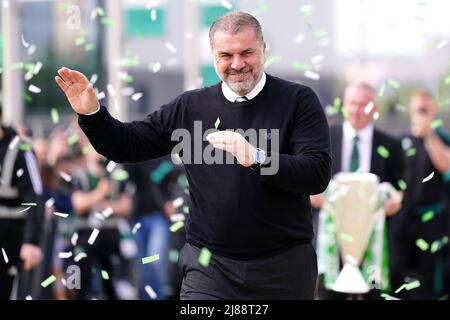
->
[255,149,266,163]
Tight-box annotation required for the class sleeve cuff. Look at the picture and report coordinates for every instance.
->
[78,105,109,129]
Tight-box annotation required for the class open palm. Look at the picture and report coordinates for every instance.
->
[55,67,99,115]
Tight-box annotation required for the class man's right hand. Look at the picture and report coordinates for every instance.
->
[55,67,100,115]
[310,194,325,209]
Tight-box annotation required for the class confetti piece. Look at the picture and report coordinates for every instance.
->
[71,232,78,246]
[377,146,390,158]
[25,295,32,300]
[421,211,435,223]
[406,148,417,157]
[132,222,141,234]
[152,62,162,73]
[398,179,407,191]
[101,270,109,280]
[27,45,36,55]
[21,202,36,206]
[430,240,440,253]
[169,221,185,232]
[85,43,95,52]
[373,111,380,120]
[8,136,20,150]
[58,252,72,259]
[1,248,9,263]
[150,8,157,21]
[53,212,69,218]
[145,285,157,299]
[131,92,143,101]
[169,249,179,263]
[97,91,106,100]
[170,213,185,222]
[19,143,32,151]
[45,198,55,208]
[442,236,449,245]
[431,119,443,129]
[102,207,113,219]
[94,212,105,221]
[422,171,434,183]
[41,275,57,288]
[198,248,212,267]
[111,169,129,181]
[304,70,320,80]
[311,54,324,65]
[339,233,353,242]
[405,280,420,290]
[67,134,79,146]
[172,197,184,208]
[395,283,407,294]
[381,293,400,300]
[106,161,117,173]
[88,229,100,245]
[182,206,189,214]
[59,171,72,183]
[142,254,160,264]
[51,108,60,124]
[107,84,116,96]
[436,40,447,49]
[265,55,281,67]
[33,61,42,75]
[11,62,24,70]
[166,42,177,54]
[299,4,313,16]
[341,108,349,119]
[387,79,400,89]
[364,101,374,114]
[294,33,304,44]
[16,207,31,214]
[416,238,429,251]
[378,84,386,98]
[74,252,87,262]
[444,76,450,85]
[214,117,221,129]
[221,0,233,10]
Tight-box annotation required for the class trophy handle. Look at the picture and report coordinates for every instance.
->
[332,263,370,294]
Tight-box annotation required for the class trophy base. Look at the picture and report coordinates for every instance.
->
[332,263,370,294]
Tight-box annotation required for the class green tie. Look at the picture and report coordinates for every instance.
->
[350,135,360,172]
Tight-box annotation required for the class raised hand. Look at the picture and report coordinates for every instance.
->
[55,67,99,115]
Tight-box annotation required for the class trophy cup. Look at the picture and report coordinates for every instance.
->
[322,172,400,294]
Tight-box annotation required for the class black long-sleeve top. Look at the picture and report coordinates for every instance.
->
[78,74,332,258]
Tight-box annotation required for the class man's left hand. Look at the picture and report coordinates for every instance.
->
[207,131,256,167]
[384,197,402,217]
[20,243,42,271]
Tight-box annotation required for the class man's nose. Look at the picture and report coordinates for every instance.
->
[230,55,245,70]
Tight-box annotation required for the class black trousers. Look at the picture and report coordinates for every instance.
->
[0,233,21,300]
[179,242,317,300]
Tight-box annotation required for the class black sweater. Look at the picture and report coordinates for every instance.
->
[79,74,331,258]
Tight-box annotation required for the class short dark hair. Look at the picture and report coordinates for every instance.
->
[209,12,264,48]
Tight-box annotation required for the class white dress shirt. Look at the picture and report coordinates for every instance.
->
[221,72,266,102]
[341,121,374,173]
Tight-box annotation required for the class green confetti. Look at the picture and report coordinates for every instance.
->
[377,146,390,158]
[120,73,134,83]
[339,233,354,242]
[380,293,400,300]
[41,275,57,288]
[96,7,105,17]
[81,145,90,155]
[292,61,313,71]
[421,211,435,223]
[85,43,95,52]
[299,4,313,16]
[11,62,24,70]
[198,247,212,267]
[21,203,37,206]
[75,36,85,46]
[405,280,421,290]
[442,236,449,245]
[169,249,179,263]
[182,206,189,214]
[19,143,32,151]
[414,16,424,22]
[23,92,33,103]
[112,169,129,181]
[214,117,221,129]
[415,238,429,251]
[395,283,407,294]
[51,108,60,124]
[406,148,417,157]
[101,270,109,280]
[398,179,407,191]
[169,221,185,233]
[378,83,386,98]
[265,55,281,67]
[387,79,400,89]
[333,97,341,108]
[431,119,443,129]
[313,29,328,39]
[430,240,440,253]
[341,108,349,119]
[67,134,79,146]
[100,17,114,27]
[142,254,160,264]
[259,3,268,12]
[444,76,450,85]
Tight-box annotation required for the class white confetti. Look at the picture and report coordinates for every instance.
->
[33,61,43,75]
[131,92,143,101]
[107,84,116,96]
[59,171,72,183]
[106,161,117,173]
[150,8,157,21]
[1,248,9,264]
[61,278,67,287]
[45,198,55,208]
[97,91,106,100]
[145,285,158,299]
[25,295,32,300]
[94,212,105,221]
[28,84,41,93]
[71,232,79,246]
[90,8,98,21]
[27,45,36,55]
[122,87,135,96]
[311,54,324,65]
[90,73,98,84]
[165,42,177,54]
[294,33,304,44]
[88,228,100,245]
[221,0,233,10]
[304,70,320,81]
[16,207,31,215]
[172,197,184,208]
[74,252,87,262]
[364,101,374,114]
[8,136,20,150]
[21,34,29,48]
[422,171,435,183]
[24,72,33,81]
[153,62,161,73]
[3,0,8,9]
[436,40,447,49]
[53,212,69,218]
[58,252,73,259]
[132,222,141,234]
[170,213,185,222]
[16,169,24,178]
[373,111,380,120]
[102,207,113,219]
